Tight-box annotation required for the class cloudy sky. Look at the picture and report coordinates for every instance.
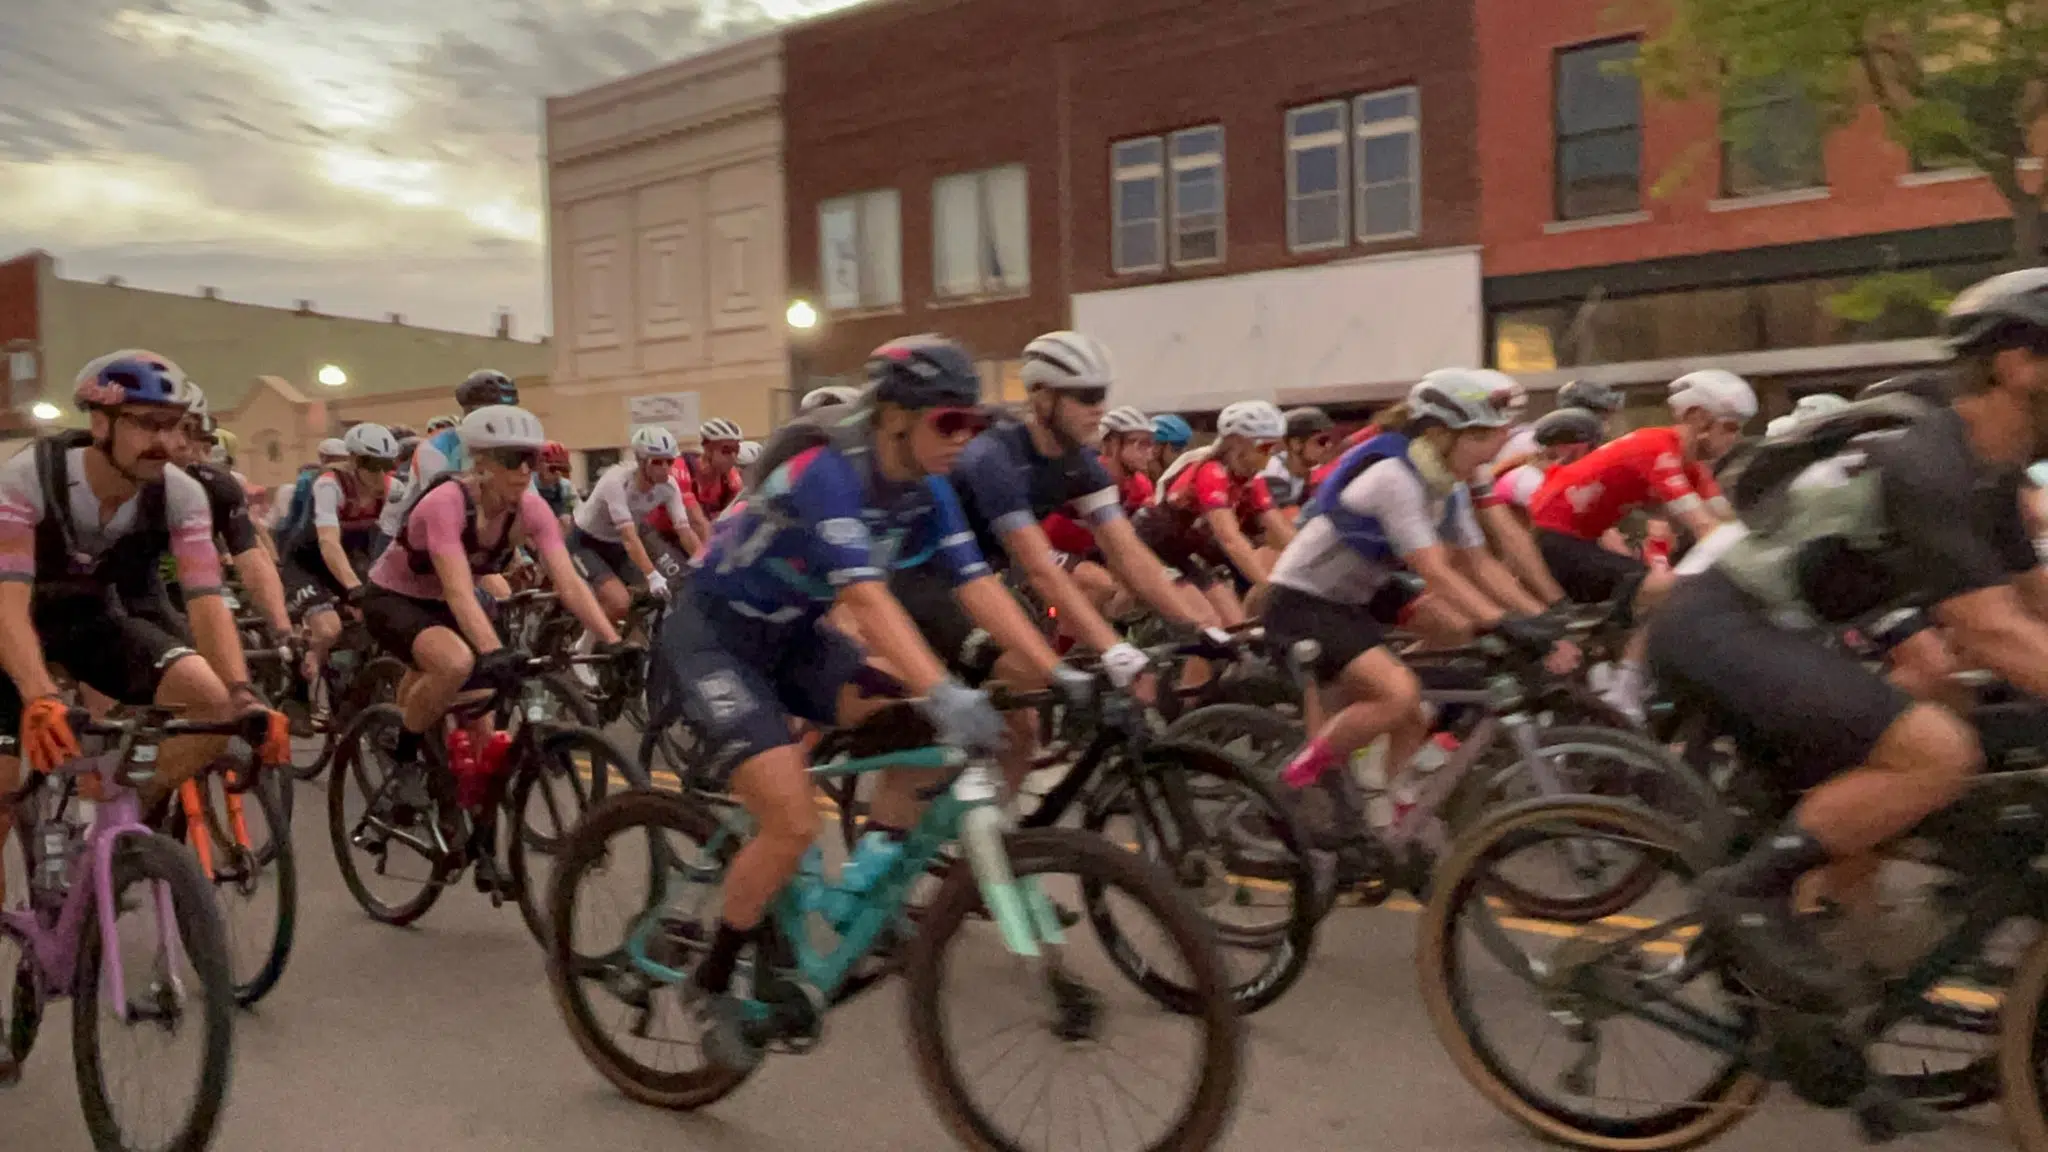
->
[0,0,859,338]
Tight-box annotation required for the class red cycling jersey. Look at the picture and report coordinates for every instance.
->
[1167,457,1273,530]
[1040,472,1153,557]
[685,454,743,516]
[1527,427,1719,540]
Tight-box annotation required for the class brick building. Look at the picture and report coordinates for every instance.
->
[1474,0,2043,421]
[783,0,1489,414]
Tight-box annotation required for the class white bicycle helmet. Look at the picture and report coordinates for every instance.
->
[631,426,681,461]
[1792,392,1850,421]
[1098,406,1153,437]
[1022,331,1114,392]
[1408,368,1518,430]
[1216,400,1287,441]
[800,385,862,413]
[342,422,399,460]
[699,417,742,443]
[737,440,762,466]
[317,438,348,460]
[182,381,209,419]
[1668,369,1758,423]
[459,405,546,451]
[1766,415,1800,438]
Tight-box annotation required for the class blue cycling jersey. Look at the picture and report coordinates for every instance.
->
[691,443,989,626]
[948,420,1122,569]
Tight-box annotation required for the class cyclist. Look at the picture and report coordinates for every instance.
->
[737,440,762,469]
[158,385,292,634]
[1041,405,1157,622]
[684,417,747,523]
[360,406,620,773]
[1489,379,1625,481]
[0,351,286,918]
[375,369,521,557]
[799,384,862,414]
[568,426,703,622]
[1491,406,1605,514]
[1267,371,1558,790]
[1136,399,1298,624]
[536,440,578,531]
[277,422,400,692]
[1655,268,2048,1014]
[1151,412,1194,478]
[649,334,1078,1068]
[1526,369,1756,720]
[1263,406,1337,509]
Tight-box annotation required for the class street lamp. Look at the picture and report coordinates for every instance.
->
[785,299,818,331]
[317,364,347,387]
[782,300,821,425]
[30,401,59,422]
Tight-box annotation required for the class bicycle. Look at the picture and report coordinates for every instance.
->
[3,708,259,1152]
[326,646,646,944]
[545,706,1242,1152]
[1413,681,2048,1149]
[275,615,407,784]
[156,739,296,1009]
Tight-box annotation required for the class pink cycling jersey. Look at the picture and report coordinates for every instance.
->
[368,479,563,600]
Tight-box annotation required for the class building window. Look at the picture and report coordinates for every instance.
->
[1555,38,1643,220]
[1286,101,1348,251]
[933,165,1030,298]
[1111,138,1165,274]
[1722,76,1825,196]
[1355,87,1420,240]
[818,189,902,312]
[1170,125,1225,265]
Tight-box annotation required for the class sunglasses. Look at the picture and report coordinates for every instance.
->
[482,447,539,471]
[357,457,396,473]
[1253,440,1281,454]
[1061,386,1110,407]
[924,407,992,439]
[118,410,187,436]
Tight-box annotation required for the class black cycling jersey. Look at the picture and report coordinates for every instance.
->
[946,419,1121,571]
[1869,406,2035,606]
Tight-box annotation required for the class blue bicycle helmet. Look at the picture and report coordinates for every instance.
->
[74,350,188,411]
[1152,413,1193,447]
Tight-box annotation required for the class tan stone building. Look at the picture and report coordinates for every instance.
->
[0,250,552,489]
[544,31,791,451]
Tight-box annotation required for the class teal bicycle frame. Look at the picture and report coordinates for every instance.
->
[623,745,1069,1008]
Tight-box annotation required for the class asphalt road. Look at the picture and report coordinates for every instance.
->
[2,772,2021,1152]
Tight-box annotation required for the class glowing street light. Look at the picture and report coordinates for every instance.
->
[317,364,348,387]
[30,401,60,421]
[785,299,818,331]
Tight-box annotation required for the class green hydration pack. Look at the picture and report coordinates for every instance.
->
[1712,389,1939,623]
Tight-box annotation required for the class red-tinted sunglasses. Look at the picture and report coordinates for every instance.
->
[925,407,991,439]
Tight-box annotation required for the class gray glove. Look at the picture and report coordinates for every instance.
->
[1051,663,1095,714]
[916,678,1006,755]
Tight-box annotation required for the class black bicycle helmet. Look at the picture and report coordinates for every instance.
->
[1944,267,2048,354]
[1284,406,1335,438]
[1857,371,1953,405]
[1532,406,1606,447]
[1556,379,1624,414]
[867,335,982,409]
[455,368,518,409]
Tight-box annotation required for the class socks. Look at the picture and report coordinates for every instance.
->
[1280,738,1338,790]
[693,920,753,996]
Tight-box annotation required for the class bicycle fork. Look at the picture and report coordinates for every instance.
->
[954,765,1066,957]
[177,778,252,881]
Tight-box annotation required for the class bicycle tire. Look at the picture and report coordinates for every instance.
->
[905,827,1242,1152]
[545,789,755,1110]
[1080,739,1317,1014]
[2000,917,2048,1149]
[510,674,604,857]
[327,704,453,926]
[72,832,235,1152]
[1416,796,1763,1150]
[6,932,39,1073]
[300,656,408,782]
[1161,703,1302,778]
[510,724,650,947]
[224,775,297,1007]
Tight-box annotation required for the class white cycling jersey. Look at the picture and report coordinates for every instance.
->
[573,462,692,545]
[1270,457,1482,605]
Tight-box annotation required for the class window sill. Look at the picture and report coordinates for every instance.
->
[1287,238,1350,256]
[1357,229,1420,245]
[1707,186,1830,212]
[1898,167,1980,187]
[826,304,905,321]
[1544,211,1650,234]
[927,289,1032,309]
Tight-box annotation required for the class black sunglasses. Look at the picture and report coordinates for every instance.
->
[1060,386,1109,407]
[482,447,539,471]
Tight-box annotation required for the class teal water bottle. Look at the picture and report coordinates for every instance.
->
[827,832,904,929]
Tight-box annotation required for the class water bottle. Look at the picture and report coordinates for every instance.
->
[447,729,481,809]
[1349,739,1395,830]
[796,846,835,920]
[827,832,904,929]
[33,819,81,904]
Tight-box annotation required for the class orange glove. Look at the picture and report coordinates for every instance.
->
[22,696,82,773]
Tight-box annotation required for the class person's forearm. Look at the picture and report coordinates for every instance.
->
[544,551,621,644]
[1021,556,1119,653]
[432,555,500,653]
[189,593,250,686]
[1480,505,1565,604]
[1105,538,1200,624]
[619,525,656,580]
[1464,551,1547,617]
[962,575,1065,682]
[837,582,949,693]
[0,586,59,700]
[234,549,292,632]
[1207,512,1269,584]
[317,529,359,591]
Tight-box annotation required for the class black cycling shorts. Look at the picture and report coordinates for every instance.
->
[1262,584,1389,684]
[567,528,641,590]
[888,563,1001,686]
[646,584,864,789]
[282,554,350,617]
[360,586,463,665]
[1538,528,1647,606]
[0,595,196,739]
[1647,568,1909,789]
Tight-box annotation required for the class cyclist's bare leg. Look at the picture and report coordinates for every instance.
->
[402,627,473,736]
[593,576,631,625]
[1796,704,1977,873]
[141,654,235,812]
[302,605,342,682]
[1283,648,1424,788]
[1203,583,1245,627]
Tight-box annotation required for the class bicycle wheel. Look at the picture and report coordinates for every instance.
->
[4,933,37,1079]
[72,832,235,1152]
[1161,703,1302,780]
[510,725,649,947]
[176,772,297,1007]
[327,704,454,926]
[906,827,1242,1152]
[301,656,408,781]
[2001,920,2048,1150]
[1417,796,1763,1150]
[1080,740,1317,1014]
[546,789,757,1111]
[509,673,603,857]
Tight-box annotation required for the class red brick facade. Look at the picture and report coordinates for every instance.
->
[0,251,45,433]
